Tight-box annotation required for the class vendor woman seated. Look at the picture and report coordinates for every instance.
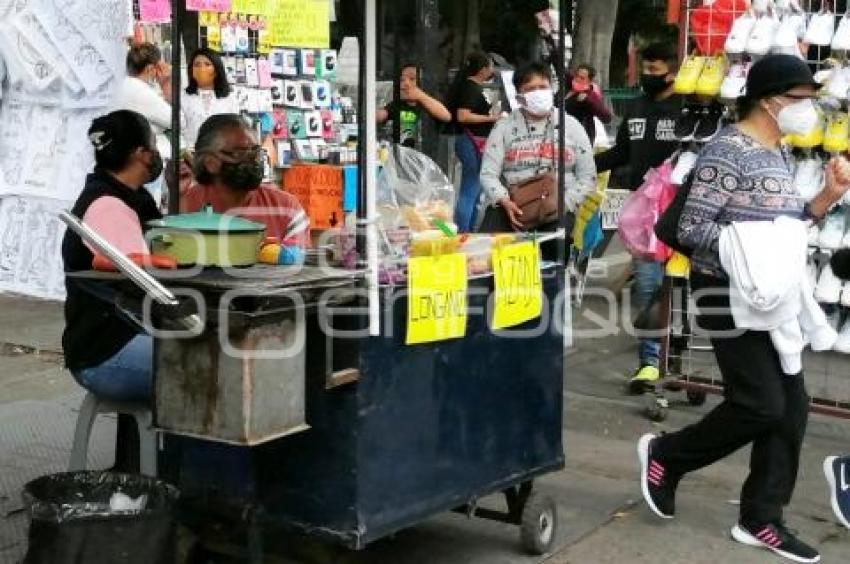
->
[181,114,309,246]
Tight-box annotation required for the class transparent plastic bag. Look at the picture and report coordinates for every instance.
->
[377,145,455,230]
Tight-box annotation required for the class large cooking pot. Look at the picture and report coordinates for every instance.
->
[147,207,266,267]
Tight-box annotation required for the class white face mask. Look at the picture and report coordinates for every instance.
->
[771,98,818,136]
[521,88,554,116]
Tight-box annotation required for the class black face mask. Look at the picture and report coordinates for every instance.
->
[640,73,671,97]
[147,151,164,183]
[219,158,265,191]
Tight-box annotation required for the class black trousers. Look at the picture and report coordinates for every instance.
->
[655,273,810,525]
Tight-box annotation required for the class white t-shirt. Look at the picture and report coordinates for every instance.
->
[181,89,240,148]
[112,76,172,132]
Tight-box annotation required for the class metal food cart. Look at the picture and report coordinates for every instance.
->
[154,265,565,560]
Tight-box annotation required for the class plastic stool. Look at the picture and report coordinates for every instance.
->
[68,392,158,476]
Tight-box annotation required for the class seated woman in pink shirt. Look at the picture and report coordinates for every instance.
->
[62,110,164,403]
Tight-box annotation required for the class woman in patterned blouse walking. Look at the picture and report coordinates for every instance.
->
[636,55,850,564]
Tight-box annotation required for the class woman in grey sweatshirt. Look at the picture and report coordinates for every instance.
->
[478,63,597,231]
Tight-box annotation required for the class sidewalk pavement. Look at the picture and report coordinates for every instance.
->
[1,251,849,563]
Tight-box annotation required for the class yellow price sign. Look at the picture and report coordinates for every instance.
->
[268,0,330,48]
[491,241,543,330]
[406,254,468,345]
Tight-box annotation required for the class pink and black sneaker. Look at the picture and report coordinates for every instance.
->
[637,433,677,519]
[731,521,820,563]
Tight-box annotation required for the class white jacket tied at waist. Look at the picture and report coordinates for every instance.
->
[718,216,836,375]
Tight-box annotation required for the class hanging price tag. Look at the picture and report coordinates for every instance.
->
[406,254,468,345]
[491,241,543,330]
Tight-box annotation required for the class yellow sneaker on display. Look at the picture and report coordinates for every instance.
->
[823,111,850,153]
[674,55,707,95]
[695,55,726,97]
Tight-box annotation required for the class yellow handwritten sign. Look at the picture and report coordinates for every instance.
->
[268,0,330,48]
[492,242,543,330]
[406,254,468,345]
[232,0,271,14]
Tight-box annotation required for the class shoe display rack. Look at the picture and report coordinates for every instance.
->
[680,0,850,353]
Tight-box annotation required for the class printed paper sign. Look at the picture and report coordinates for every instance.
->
[269,0,330,48]
[600,188,629,230]
[139,0,171,22]
[186,0,232,12]
[491,241,543,330]
[232,0,270,13]
[406,254,468,345]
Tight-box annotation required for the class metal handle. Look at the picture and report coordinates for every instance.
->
[59,211,204,335]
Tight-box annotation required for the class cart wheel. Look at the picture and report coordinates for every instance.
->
[686,389,707,406]
[520,492,557,555]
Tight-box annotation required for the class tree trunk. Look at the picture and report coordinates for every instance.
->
[573,0,620,87]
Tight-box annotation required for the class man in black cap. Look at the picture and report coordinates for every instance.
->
[636,54,850,564]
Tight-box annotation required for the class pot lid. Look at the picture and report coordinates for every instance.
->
[148,205,265,233]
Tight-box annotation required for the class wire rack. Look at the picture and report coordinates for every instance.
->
[681,0,849,70]
[650,273,850,421]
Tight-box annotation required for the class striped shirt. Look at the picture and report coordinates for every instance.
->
[182,183,310,247]
[679,126,804,278]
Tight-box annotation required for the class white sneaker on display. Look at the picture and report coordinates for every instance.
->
[827,66,850,101]
[721,63,749,100]
[747,14,781,56]
[809,224,821,247]
[795,158,824,201]
[805,9,837,46]
[833,15,850,51]
[774,15,802,54]
[816,264,843,304]
[726,12,758,54]
[834,318,850,353]
[671,151,698,185]
[819,211,846,250]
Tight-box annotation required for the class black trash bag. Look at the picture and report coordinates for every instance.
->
[22,471,179,564]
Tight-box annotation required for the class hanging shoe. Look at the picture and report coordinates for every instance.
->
[794,157,824,202]
[721,62,750,100]
[832,13,850,51]
[816,264,843,303]
[805,7,836,47]
[674,105,700,142]
[693,104,724,142]
[824,111,850,153]
[674,55,707,95]
[747,12,781,56]
[818,210,846,250]
[726,12,758,55]
[695,54,726,97]
[826,66,850,101]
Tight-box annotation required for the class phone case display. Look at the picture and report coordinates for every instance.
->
[199,11,355,172]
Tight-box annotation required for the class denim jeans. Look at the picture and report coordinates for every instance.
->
[73,335,153,402]
[632,258,664,367]
[454,134,483,233]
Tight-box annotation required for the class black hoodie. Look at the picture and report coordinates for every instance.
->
[595,93,684,190]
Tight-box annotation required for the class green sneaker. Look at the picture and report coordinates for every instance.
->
[629,365,660,395]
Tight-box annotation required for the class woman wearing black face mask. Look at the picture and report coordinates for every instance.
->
[594,42,685,392]
[182,114,311,247]
[61,110,164,470]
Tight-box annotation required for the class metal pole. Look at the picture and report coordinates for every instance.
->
[169,0,184,215]
[357,0,380,336]
[557,0,567,266]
